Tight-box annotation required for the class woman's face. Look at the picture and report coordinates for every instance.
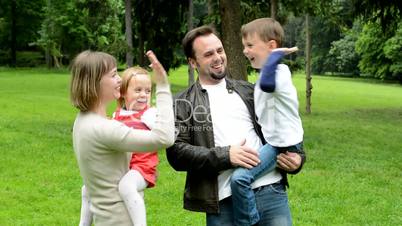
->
[99,67,121,104]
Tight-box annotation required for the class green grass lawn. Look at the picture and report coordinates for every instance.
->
[0,67,401,225]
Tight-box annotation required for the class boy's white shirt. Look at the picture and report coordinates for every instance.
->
[202,79,281,201]
[254,64,303,147]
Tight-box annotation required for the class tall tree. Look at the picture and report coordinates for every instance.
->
[125,0,133,67]
[0,0,45,67]
[220,0,247,81]
[133,0,187,72]
[351,0,401,32]
[270,0,277,19]
[355,21,402,81]
[305,14,312,114]
[10,0,16,67]
[282,0,335,113]
[207,0,213,17]
[137,24,145,67]
[36,0,126,67]
[187,0,195,86]
[37,1,71,66]
[44,0,52,67]
[81,0,124,55]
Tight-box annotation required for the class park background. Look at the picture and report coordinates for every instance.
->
[0,0,401,225]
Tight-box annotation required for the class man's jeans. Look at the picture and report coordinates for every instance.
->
[231,142,302,225]
[206,183,292,226]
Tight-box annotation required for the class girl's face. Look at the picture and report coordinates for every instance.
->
[99,67,121,104]
[124,74,152,111]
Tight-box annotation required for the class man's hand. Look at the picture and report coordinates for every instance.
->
[229,139,260,169]
[277,151,301,172]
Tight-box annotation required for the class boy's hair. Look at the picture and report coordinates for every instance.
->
[241,18,284,47]
[117,66,151,108]
[182,25,218,59]
[70,50,116,112]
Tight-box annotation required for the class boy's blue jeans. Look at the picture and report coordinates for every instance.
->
[229,142,302,226]
[206,182,291,226]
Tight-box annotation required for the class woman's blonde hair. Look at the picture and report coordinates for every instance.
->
[117,66,151,108]
[70,50,116,112]
[241,18,284,47]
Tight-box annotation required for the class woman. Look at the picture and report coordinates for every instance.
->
[70,50,174,225]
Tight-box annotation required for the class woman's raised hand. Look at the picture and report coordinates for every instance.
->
[146,50,168,85]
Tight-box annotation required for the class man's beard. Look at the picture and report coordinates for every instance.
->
[210,70,226,80]
[195,61,227,81]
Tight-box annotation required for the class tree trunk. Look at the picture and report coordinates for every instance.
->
[45,49,51,68]
[45,0,52,68]
[10,0,17,67]
[270,0,277,19]
[138,30,145,67]
[125,0,133,67]
[135,1,146,67]
[187,0,195,86]
[305,14,312,114]
[207,0,213,17]
[219,0,247,81]
[53,55,60,68]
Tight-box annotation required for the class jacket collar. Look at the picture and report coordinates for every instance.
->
[195,77,235,93]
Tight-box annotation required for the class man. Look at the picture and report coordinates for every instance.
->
[166,25,306,226]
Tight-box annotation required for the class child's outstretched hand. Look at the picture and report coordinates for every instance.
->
[272,46,298,55]
[146,50,168,85]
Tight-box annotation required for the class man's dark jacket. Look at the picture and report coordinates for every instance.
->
[166,78,306,214]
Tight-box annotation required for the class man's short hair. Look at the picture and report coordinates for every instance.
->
[182,25,218,59]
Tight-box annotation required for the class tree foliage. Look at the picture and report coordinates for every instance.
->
[383,22,402,82]
[327,22,361,75]
[351,0,402,32]
[356,21,402,81]
[0,0,401,83]
[0,0,44,66]
[35,0,125,66]
[132,0,187,71]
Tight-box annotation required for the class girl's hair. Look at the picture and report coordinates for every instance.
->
[117,66,151,108]
[241,18,284,47]
[70,50,117,112]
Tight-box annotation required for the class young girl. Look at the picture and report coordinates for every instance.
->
[71,50,174,226]
[114,66,159,226]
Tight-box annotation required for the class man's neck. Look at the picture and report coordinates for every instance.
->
[199,76,225,86]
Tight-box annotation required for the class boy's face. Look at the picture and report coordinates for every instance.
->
[124,74,152,111]
[242,33,275,69]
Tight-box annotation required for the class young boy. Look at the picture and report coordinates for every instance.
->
[230,18,304,226]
